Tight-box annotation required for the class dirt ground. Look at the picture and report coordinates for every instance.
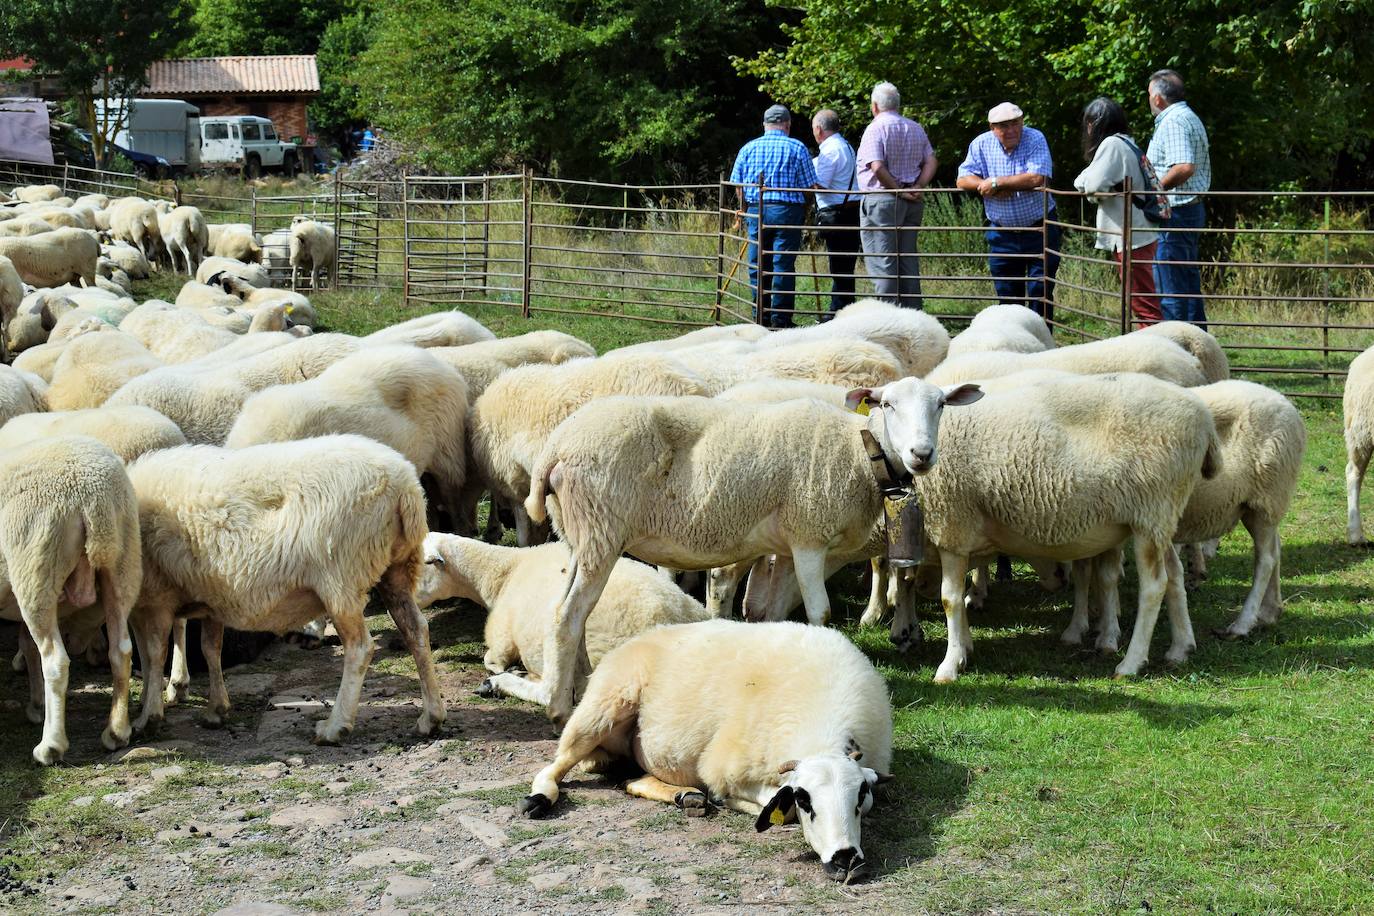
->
[0,601,918,916]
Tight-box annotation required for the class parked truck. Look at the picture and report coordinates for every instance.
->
[96,98,201,172]
[198,116,301,177]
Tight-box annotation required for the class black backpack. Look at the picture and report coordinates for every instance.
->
[1115,134,1172,224]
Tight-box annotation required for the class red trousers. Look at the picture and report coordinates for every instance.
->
[1115,241,1162,326]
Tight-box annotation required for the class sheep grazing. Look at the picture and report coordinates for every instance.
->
[0,227,100,288]
[1133,321,1230,384]
[101,241,151,280]
[927,332,1207,388]
[0,436,140,764]
[521,619,892,882]
[230,287,317,328]
[672,338,903,394]
[124,435,445,743]
[259,228,292,281]
[175,280,243,311]
[1344,345,1374,545]
[106,198,161,260]
[206,223,261,262]
[196,256,270,289]
[854,373,1220,681]
[417,534,708,704]
[155,205,209,275]
[608,323,769,355]
[47,330,166,410]
[0,216,53,237]
[226,345,470,531]
[0,405,186,461]
[947,304,1057,358]
[362,310,495,349]
[758,298,951,378]
[0,364,48,426]
[289,217,336,289]
[522,394,896,723]
[11,184,63,204]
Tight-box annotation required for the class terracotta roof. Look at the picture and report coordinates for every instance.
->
[144,56,320,96]
[0,58,33,71]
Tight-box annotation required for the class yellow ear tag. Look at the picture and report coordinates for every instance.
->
[853,398,871,416]
[770,808,786,825]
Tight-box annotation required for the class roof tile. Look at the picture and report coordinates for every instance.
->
[144,56,320,96]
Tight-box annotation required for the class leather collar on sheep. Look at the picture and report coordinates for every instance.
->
[860,428,914,496]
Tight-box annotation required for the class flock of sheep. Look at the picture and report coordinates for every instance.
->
[0,177,1370,882]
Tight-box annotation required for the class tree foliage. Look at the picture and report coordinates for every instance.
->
[357,0,782,182]
[0,0,191,164]
[738,0,1374,193]
[178,0,357,57]
[309,9,371,146]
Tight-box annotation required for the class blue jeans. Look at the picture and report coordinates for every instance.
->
[745,201,805,328]
[986,220,1062,324]
[1154,201,1206,327]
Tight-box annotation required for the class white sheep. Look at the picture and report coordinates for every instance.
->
[175,279,243,311]
[362,310,495,349]
[107,332,361,443]
[124,434,445,743]
[0,435,140,764]
[470,354,709,546]
[0,228,99,288]
[259,228,292,281]
[74,194,110,211]
[227,345,469,531]
[1133,321,1230,384]
[101,241,151,279]
[757,298,951,378]
[229,287,317,328]
[853,372,1220,681]
[927,332,1206,388]
[11,184,63,203]
[417,533,708,704]
[521,394,898,723]
[288,218,336,289]
[118,300,287,363]
[1346,345,1374,545]
[0,405,186,461]
[671,338,904,395]
[31,207,91,231]
[427,329,595,393]
[0,364,49,426]
[947,304,1057,358]
[196,256,270,289]
[0,253,21,361]
[47,330,166,410]
[106,198,161,260]
[521,619,892,882]
[0,216,54,237]
[156,205,209,275]
[94,257,133,295]
[206,223,262,262]
[608,323,770,355]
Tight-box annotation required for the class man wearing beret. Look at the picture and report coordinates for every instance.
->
[956,102,1061,323]
[730,104,819,328]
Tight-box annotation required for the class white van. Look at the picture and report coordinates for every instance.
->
[199,116,300,177]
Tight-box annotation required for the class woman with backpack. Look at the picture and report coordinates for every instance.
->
[1073,97,1164,325]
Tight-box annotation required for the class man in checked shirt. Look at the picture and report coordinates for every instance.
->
[1146,69,1212,329]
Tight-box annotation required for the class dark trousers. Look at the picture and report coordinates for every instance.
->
[986,220,1062,324]
[815,202,861,315]
[745,201,805,328]
[1154,201,1206,328]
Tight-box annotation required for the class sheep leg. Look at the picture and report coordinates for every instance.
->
[861,557,888,626]
[1259,531,1284,625]
[100,570,133,751]
[18,592,70,765]
[17,625,43,725]
[1094,549,1124,655]
[1162,545,1196,665]
[1347,439,1371,545]
[888,567,922,651]
[130,603,174,734]
[543,558,615,727]
[707,559,752,618]
[741,555,783,622]
[523,669,640,817]
[450,483,484,539]
[198,619,231,727]
[481,494,504,542]
[380,565,446,736]
[965,563,988,612]
[164,618,191,705]
[791,546,832,627]
[482,670,552,705]
[625,774,711,815]
[934,551,972,683]
[1221,519,1280,637]
[1062,558,1094,646]
[1184,541,1208,588]
[1116,538,1170,677]
[315,596,374,745]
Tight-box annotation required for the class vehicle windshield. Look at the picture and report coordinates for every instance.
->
[263,125,277,140]
[204,123,228,140]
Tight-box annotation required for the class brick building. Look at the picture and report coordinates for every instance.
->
[140,56,320,143]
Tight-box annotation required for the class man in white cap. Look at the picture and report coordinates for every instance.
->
[956,102,1061,323]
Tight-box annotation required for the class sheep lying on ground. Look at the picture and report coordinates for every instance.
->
[0,405,186,461]
[227,346,469,530]
[417,534,708,705]
[0,436,140,764]
[608,323,769,355]
[521,619,892,883]
[522,394,908,723]
[471,354,708,546]
[101,242,151,280]
[0,364,48,426]
[47,330,166,410]
[0,228,99,288]
[197,256,270,289]
[759,298,951,377]
[289,218,336,289]
[1133,321,1229,383]
[124,435,444,743]
[852,372,1219,681]
[94,257,133,295]
[927,333,1206,388]
[155,204,208,275]
[1346,345,1374,545]
[176,280,243,311]
[947,304,1057,358]
[228,287,317,328]
[362,310,494,349]
[207,224,261,262]
[119,300,287,363]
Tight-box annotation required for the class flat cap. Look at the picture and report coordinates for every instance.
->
[988,102,1024,123]
[763,104,791,124]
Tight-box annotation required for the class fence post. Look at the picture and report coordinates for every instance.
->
[1120,176,1133,336]
[480,176,490,301]
[755,173,767,325]
[250,186,259,239]
[61,162,69,196]
[401,170,411,305]
[332,169,342,288]
[1323,196,1332,382]
[714,174,727,325]
[1041,188,1051,327]
[521,166,533,319]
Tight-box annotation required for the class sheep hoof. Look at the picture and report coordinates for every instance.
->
[1212,624,1248,641]
[475,678,500,699]
[133,715,163,738]
[313,721,350,746]
[163,682,189,705]
[101,725,131,751]
[519,793,553,819]
[32,741,66,766]
[415,710,445,737]
[674,791,710,816]
[1060,629,1085,647]
[198,711,226,730]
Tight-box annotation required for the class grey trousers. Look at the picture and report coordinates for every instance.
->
[860,194,924,309]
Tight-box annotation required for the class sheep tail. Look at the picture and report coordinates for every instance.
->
[525,455,559,526]
[1201,423,1223,480]
[397,483,429,552]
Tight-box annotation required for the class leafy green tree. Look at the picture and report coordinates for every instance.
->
[179,0,357,57]
[309,9,371,148]
[357,0,782,182]
[0,0,191,165]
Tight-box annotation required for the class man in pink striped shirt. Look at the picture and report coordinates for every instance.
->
[856,81,939,309]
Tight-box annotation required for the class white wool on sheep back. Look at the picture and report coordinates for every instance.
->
[47,330,166,411]
[106,198,160,259]
[671,338,904,395]
[124,434,443,744]
[754,298,951,378]
[0,364,48,426]
[1133,321,1230,383]
[947,304,1057,358]
[11,184,63,203]
[289,219,336,289]
[196,256,270,289]
[156,206,209,276]
[928,332,1206,387]
[0,435,141,764]
[363,310,494,349]
[100,242,151,280]
[207,224,261,263]
[0,254,22,361]
[175,280,242,311]
[607,323,769,356]
[0,228,99,288]
[0,405,186,461]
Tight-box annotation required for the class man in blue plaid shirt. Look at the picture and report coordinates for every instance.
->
[1146,69,1212,328]
[731,105,818,327]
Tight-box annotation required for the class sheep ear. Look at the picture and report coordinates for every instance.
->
[755,786,795,832]
[941,383,984,407]
[845,387,880,414]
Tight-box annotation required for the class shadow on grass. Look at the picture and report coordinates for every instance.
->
[863,746,971,877]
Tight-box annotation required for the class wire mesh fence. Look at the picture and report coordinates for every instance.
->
[4,158,1374,396]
